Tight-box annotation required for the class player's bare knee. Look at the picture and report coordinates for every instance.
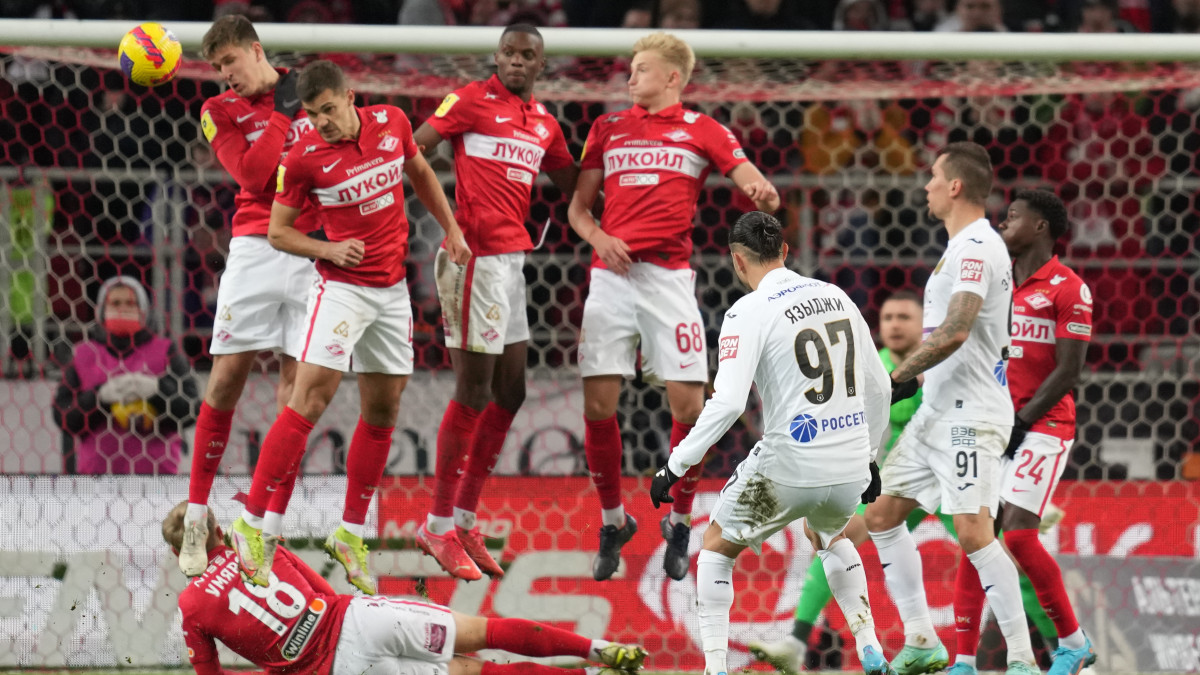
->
[1001,504,1039,532]
[289,386,333,421]
[204,355,254,409]
[448,655,483,675]
[492,380,525,412]
[864,499,905,533]
[451,612,488,653]
[583,395,618,421]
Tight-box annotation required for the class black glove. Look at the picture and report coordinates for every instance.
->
[891,377,919,404]
[1005,413,1033,459]
[861,461,882,504]
[650,464,681,509]
[274,70,301,117]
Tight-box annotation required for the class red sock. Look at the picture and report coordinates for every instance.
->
[953,550,985,659]
[245,406,314,518]
[432,401,480,518]
[585,415,623,510]
[268,468,300,516]
[668,419,703,516]
[343,418,394,525]
[455,403,516,517]
[188,402,235,505]
[1005,527,1080,637]
[481,664,583,675]
[485,617,591,658]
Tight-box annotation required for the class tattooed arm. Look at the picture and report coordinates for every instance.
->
[891,291,983,382]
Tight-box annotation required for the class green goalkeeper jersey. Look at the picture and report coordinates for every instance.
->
[879,347,922,461]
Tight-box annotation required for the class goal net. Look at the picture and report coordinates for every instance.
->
[0,24,1196,672]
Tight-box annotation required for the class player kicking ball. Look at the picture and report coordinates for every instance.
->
[950,190,1095,675]
[864,142,1038,675]
[411,24,579,581]
[649,212,895,675]
[229,60,471,594]
[165,503,648,675]
[569,32,780,583]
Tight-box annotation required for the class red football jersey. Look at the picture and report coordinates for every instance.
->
[276,105,420,288]
[200,69,324,237]
[180,545,350,675]
[1009,255,1094,440]
[580,103,749,269]
[426,75,574,256]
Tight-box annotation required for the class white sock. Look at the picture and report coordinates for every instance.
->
[820,538,882,659]
[697,549,736,671]
[240,510,263,530]
[426,514,454,536]
[185,503,208,524]
[1059,628,1087,651]
[602,506,626,528]
[454,507,477,530]
[968,540,1035,665]
[871,524,937,648]
[669,511,691,526]
[340,521,364,538]
[262,511,284,537]
[588,639,611,660]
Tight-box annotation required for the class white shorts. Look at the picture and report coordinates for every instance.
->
[211,236,316,357]
[299,277,414,375]
[579,265,707,386]
[435,249,529,354]
[711,446,867,552]
[880,414,1008,517]
[331,597,456,675]
[999,431,1073,517]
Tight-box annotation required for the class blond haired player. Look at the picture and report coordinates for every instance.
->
[165,503,648,675]
[182,15,322,577]
[568,32,780,583]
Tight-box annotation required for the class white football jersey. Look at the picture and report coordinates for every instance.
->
[918,218,1014,425]
[669,268,891,488]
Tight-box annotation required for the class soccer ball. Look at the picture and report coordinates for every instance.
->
[118,22,182,87]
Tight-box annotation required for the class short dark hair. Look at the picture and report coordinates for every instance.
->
[1015,188,1069,241]
[882,289,921,306]
[201,15,259,60]
[937,141,993,205]
[502,23,543,40]
[297,60,346,103]
[730,211,785,264]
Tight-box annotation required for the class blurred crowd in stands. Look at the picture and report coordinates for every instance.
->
[3,0,1200,33]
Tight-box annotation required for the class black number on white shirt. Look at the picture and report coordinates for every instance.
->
[794,318,858,405]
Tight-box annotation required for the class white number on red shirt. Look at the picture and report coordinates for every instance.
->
[227,573,305,636]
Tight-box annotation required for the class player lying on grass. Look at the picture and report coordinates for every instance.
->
[164,501,648,675]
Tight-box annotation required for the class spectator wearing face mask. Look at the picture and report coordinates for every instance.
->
[53,276,200,475]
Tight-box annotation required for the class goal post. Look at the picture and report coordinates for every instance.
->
[0,23,1196,672]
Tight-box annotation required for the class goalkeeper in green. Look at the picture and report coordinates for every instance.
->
[750,291,1056,673]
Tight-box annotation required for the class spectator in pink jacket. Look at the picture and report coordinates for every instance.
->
[54,276,200,475]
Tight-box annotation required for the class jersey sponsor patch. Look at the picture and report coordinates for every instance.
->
[280,598,326,660]
[359,191,395,216]
[619,173,659,186]
[424,622,448,653]
[435,93,459,118]
[1011,315,1056,344]
[276,165,286,193]
[1066,322,1092,337]
[733,148,746,159]
[960,258,985,283]
[1024,292,1052,309]
[1080,284,1093,304]
[506,167,533,184]
[201,110,217,142]
[719,335,739,361]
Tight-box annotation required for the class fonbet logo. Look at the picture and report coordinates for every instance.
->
[638,497,815,673]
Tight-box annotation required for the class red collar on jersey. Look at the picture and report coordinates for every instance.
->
[631,102,684,119]
[484,74,539,109]
[1023,255,1062,285]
